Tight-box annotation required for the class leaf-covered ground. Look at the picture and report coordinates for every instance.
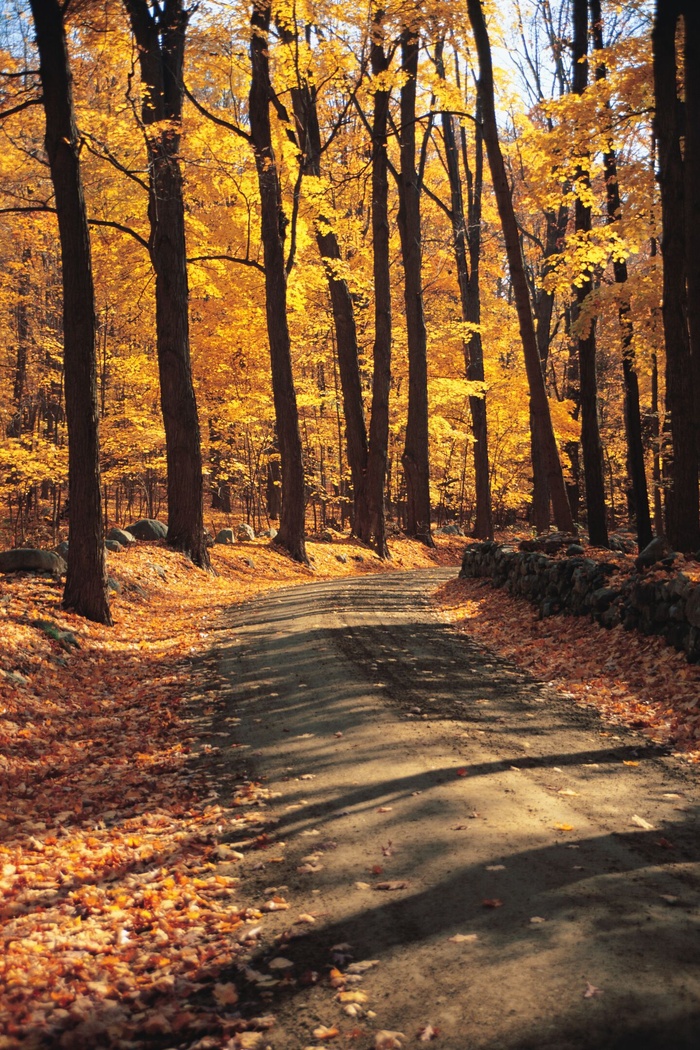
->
[1,532,699,1048]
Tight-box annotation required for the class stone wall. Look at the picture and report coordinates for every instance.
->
[459,540,700,663]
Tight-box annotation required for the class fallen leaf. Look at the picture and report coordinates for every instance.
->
[338,990,368,1004]
[529,916,546,924]
[583,982,603,999]
[355,881,371,890]
[374,1032,405,1049]
[377,806,393,813]
[297,862,324,874]
[482,898,503,908]
[371,865,384,875]
[448,933,478,943]
[557,789,579,796]
[213,982,239,1006]
[456,768,468,777]
[554,823,575,832]
[417,1023,440,1041]
[295,913,316,924]
[382,842,395,857]
[374,881,410,891]
[313,1025,340,1040]
[485,864,506,871]
[630,814,655,830]
[622,760,639,767]
[346,960,380,974]
[268,957,294,971]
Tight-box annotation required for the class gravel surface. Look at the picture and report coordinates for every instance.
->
[217,568,700,1049]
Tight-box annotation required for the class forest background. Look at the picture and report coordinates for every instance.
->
[0,0,697,624]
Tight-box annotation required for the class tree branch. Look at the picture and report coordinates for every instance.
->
[182,81,252,142]
[187,253,264,273]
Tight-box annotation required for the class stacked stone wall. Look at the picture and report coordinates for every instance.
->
[459,541,700,663]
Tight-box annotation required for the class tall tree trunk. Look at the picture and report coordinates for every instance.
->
[366,10,393,559]
[531,200,569,531]
[571,0,608,547]
[591,0,651,550]
[466,0,574,533]
[436,40,493,539]
[683,1,700,463]
[29,0,111,625]
[286,53,370,541]
[398,26,434,546]
[652,0,700,550]
[124,0,209,568]
[248,0,307,562]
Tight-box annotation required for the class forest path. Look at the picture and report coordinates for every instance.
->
[217,569,700,1050]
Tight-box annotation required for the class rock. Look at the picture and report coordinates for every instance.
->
[566,543,585,556]
[686,587,700,628]
[107,527,135,545]
[215,528,236,545]
[147,562,167,580]
[635,535,671,571]
[260,527,278,539]
[107,576,122,593]
[320,529,334,542]
[437,524,463,536]
[0,548,66,576]
[104,540,124,553]
[237,523,255,542]
[127,518,168,540]
[56,541,70,559]
[352,554,364,562]
[241,556,255,568]
[336,553,348,564]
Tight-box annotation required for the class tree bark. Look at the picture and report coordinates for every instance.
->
[286,55,370,541]
[466,0,574,534]
[436,40,493,539]
[365,11,393,559]
[591,0,651,550]
[123,0,209,568]
[29,0,111,625]
[398,26,434,546]
[652,0,700,550]
[248,0,307,562]
[571,0,608,547]
[683,1,700,463]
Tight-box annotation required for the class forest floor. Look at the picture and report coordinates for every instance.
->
[1,532,699,1048]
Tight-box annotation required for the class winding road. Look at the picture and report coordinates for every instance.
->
[215,568,700,1049]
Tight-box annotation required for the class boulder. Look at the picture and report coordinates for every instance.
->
[0,548,66,576]
[336,553,348,564]
[105,539,124,553]
[215,528,236,545]
[635,535,671,571]
[436,524,463,536]
[56,541,70,559]
[128,518,168,540]
[320,529,334,542]
[566,543,585,556]
[107,527,135,546]
[237,523,255,542]
[260,527,278,539]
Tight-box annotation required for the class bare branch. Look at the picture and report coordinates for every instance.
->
[187,253,264,273]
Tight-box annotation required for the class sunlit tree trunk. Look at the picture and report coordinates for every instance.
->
[435,40,493,539]
[124,0,209,568]
[366,10,393,559]
[398,25,434,546]
[467,0,574,534]
[248,0,307,562]
[653,0,700,551]
[591,0,651,550]
[571,0,608,547]
[29,0,111,625]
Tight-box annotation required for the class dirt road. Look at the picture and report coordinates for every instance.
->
[217,569,700,1049]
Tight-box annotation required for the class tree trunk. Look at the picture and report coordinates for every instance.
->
[366,12,393,559]
[287,62,370,541]
[29,0,111,625]
[436,40,493,540]
[591,0,651,550]
[571,0,608,547]
[683,1,700,463]
[248,0,307,562]
[652,0,700,550]
[123,0,209,568]
[466,0,574,534]
[398,26,434,546]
